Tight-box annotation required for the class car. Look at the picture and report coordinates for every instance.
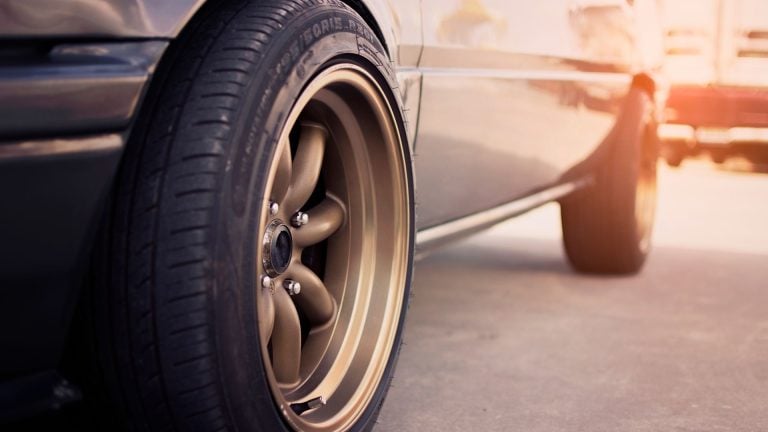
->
[0,0,664,430]
[658,0,768,167]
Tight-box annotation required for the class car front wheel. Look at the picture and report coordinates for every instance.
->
[97,1,414,431]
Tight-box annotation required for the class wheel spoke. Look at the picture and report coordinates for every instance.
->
[258,286,276,346]
[284,123,327,213]
[287,264,336,326]
[272,137,292,203]
[271,288,302,386]
[294,196,346,248]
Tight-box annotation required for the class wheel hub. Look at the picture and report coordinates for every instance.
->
[263,220,293,276]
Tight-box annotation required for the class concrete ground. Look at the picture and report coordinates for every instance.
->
[377,161,768,432]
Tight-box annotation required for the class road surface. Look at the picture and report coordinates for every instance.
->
[8,162,768,431]
[377,161,768,432]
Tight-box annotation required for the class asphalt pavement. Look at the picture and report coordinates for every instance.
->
[377,161,768,432]
[8,161,767,431]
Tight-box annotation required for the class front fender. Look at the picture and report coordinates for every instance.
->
[0,0,204,38]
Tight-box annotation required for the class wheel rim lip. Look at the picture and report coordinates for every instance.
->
[256,62,411,431]
[636,147,658,253]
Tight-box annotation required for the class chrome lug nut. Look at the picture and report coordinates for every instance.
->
[291,212,309,227]
[283,279,301,296]
[269,201,279,216]
[261,275,273,290]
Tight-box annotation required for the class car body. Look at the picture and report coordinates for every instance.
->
[0,0,664,427]
[658,0,768,166]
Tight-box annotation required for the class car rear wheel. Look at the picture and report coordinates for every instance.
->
[97,1,414,431]
[661,141,685,167]
[560,89,657,274]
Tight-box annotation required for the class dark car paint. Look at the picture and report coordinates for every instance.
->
[0,0,204,38]
[0,42,167,137]
[0,2,205,379]
[0,136,122,373]
[0,40,167,386]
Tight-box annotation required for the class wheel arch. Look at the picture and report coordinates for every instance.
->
[631,72,662,157]
[163,1,394,61]
[129,0,398,155]
[339,0,392,60]
[631,71,668,126]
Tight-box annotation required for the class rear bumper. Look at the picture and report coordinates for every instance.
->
[0,41,166,377]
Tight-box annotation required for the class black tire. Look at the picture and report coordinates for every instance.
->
[95,1,414,431]
[664,153,683,168]
[662,142,684,168]
[710,148,728,164]
[560,89,657,274]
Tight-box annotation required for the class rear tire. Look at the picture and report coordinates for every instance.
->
[560,89,657,274]
[95,1,414,431]
[662,142,684,168]
[710,148,728,164]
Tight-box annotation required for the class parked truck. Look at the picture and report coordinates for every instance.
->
[659,0,768,167]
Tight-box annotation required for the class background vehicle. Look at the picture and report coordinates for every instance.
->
[659,0,768,167]
[0,1,663,431]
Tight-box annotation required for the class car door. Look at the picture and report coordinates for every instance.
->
[414,0,640,229]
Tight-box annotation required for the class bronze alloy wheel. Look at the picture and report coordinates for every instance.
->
[256,64,411,431]
[635,131,658,254]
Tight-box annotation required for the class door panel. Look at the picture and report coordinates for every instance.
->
[415,0,637,228]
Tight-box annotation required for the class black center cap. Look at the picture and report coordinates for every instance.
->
[263,221,293,277]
